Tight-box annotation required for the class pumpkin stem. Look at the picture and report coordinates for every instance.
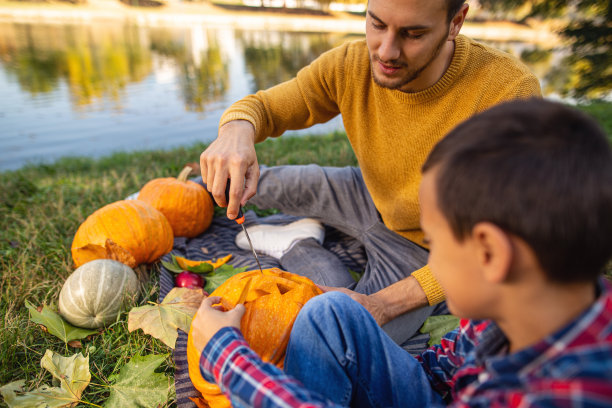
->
[177,166,193,182]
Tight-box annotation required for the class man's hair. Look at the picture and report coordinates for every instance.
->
[447,0,466,22]
[422,99,612,283]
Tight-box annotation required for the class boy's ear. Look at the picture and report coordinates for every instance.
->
[471,222,513,284]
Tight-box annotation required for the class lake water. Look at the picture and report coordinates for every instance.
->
[0,19,599,171]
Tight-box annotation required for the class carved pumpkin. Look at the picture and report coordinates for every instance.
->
[71,200,173,268]
[186,268,322,408]
[59,259,140,328]
[137,166,214,238]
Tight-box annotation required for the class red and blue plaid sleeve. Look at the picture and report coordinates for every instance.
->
[200,327,341,408]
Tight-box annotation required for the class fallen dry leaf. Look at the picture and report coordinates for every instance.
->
[127,288,206,348]
[0,350,90,407]
[68,340,82,349]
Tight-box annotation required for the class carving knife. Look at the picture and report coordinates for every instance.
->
[225,183,263,274]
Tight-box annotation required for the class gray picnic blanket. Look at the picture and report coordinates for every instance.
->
[158,210,443,407]
[158,211,372,407]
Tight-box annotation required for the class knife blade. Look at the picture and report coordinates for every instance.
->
[225,182,264,274]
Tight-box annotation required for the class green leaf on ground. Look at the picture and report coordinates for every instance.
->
[203,264,248,293]
[161,254,184,274]
[127,287,206,348]
[185,262,214,274]
[420,315,461,347]
[104,354,173,408]
[25,300,99,343]
[0,350,90,408]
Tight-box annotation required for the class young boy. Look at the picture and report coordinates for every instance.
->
[191,99,612,407]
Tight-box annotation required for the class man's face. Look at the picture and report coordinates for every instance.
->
[366,0,456,92]
[419,169,491,319]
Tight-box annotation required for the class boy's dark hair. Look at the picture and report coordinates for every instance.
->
[422,98,612,283]
[447,0,466,22]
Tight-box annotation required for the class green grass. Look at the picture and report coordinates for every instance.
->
[577,101,612,139]
[1,101,611,406]
[0,130,356,407]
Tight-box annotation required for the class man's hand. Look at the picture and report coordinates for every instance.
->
[318,285,392,326]
[319,276,429,326]
[191,296,245,352]
[200,120,259,220]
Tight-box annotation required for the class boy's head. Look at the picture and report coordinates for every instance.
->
[419,99,612,317]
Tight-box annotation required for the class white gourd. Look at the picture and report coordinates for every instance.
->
[59,259,140,328]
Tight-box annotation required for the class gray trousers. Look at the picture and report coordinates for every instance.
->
[249,164,438,348]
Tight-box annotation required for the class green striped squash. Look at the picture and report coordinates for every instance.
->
[59,259,140,328]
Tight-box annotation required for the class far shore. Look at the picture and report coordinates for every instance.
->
[0,0,560,44]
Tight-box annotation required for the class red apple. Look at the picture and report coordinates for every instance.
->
[175,271,204,288]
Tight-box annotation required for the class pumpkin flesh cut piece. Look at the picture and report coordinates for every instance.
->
[176,254,232,270]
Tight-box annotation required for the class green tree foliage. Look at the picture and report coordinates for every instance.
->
[478,0,611,99]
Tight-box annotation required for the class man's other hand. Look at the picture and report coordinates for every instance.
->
[318,285,392,326]
[318,276,429,327]
[200,120,259,220]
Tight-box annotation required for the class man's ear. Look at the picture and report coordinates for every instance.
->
[471,222,513,284]
[448,3,469,40]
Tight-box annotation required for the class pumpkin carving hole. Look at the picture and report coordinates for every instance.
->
[254,289,271,297]
[276,283,292,294]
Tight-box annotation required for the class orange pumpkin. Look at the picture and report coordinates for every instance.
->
[71,200,173,268]
[187,268,322,408]
[137,166,214,238]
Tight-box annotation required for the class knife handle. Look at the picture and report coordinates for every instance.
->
[225,180,245,224]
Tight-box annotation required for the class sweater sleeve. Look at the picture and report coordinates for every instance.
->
[412,265,446,305]
[219,42,349,143]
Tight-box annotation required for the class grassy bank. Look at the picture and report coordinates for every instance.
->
[1,101,611,406]
[0,131,357,407]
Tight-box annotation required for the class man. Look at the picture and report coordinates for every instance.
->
[200,0,541,348]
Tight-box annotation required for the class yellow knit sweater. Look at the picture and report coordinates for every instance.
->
[220,35,541,305]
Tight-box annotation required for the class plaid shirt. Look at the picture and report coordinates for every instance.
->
[200,281,612,407]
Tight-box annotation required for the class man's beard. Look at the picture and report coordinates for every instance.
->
[371,33,449,92]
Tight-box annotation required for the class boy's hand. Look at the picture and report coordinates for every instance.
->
[191,296,246,352]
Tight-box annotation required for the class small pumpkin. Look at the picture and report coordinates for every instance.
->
[71,200,173,268]
[59,259,140,328]
[186,268,322,408]
[137,166,214,238]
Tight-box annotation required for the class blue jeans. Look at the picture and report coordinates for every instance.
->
[284,292,444,407]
